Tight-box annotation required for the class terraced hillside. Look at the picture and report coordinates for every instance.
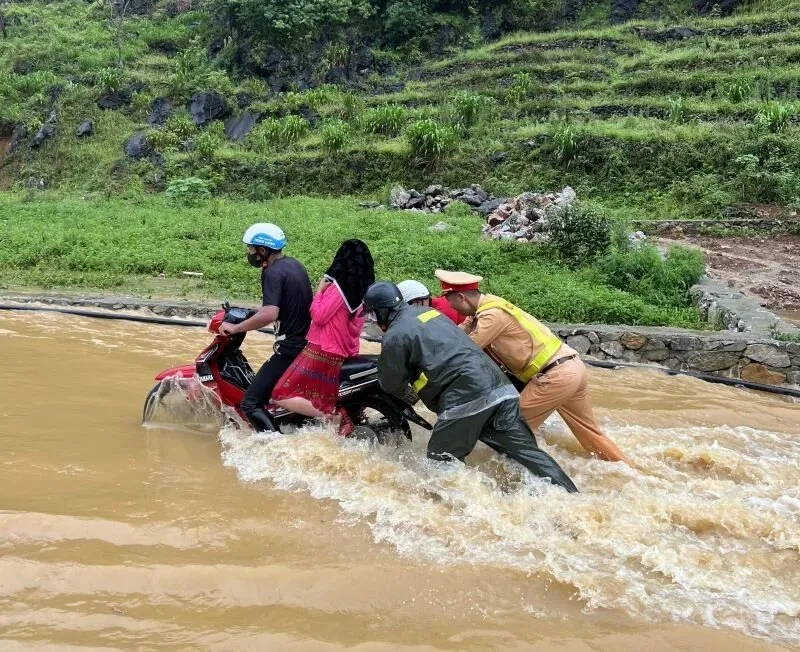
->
[2,1,799,222]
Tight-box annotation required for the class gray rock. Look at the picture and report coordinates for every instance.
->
[123,131,151,159]
[31,110,57,148]
[75,120,93,137]
[490,151,507,165]
[686,350,741,372]
[642,348,670,362]
[460,190,484,207]
[786,343,800,356]
[148,97,172,126]
[555,185,577,208]
[429,221,449,232]
[722,340,747,352]
[669,335,701,351]
[97,91,131,110]
[424,184,443,197]
[224,111,260,141]
[786,371,800,386]
[390,186,411,209]
[188,91,230,127]
[744,344,791,368]
[586,331,600,345]
[665,357,683,371]
[476,198,505,215]
[600,341,625,358]
[566,334,591,354]
[406,195,427,210]
[470,184,490,203]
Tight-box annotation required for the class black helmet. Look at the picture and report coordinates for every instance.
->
[361,281,404,327]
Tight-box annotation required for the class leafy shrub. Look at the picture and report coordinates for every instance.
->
[321,119,350,155]
[596,245,705,307]
[667,96,686,124]
[194,130,220,160]
[726,78,751,103]
[165,177,212,204]
[405,119,457,164]
[669,174,732,218]
[754,102,794,134]
[552,122,578,166]
[505,72,534,105]
[385,0,430,44]
[282,115,309,143]
[242,77,268,99]
[451,91,493,128]
[164,115,196,141]
[248,115,308,151]
[97,67,125,93]
[249,118,283,152]
[146,128,181,152]
[361,105,406,136]
[338,92,365,121]
[304,85,343,109]
[324,42,351,68]
[546,202,612,268]
[733,153,797,203]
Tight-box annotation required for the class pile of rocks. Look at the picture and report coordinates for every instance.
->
[389,184,499,214]
[481,186,577,243]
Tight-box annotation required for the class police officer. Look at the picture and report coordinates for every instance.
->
[436,270,631,465]
[362,281,577,492]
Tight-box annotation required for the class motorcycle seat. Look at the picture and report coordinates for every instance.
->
[340,354,379,381]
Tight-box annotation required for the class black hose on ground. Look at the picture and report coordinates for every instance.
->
[2,302,800,399]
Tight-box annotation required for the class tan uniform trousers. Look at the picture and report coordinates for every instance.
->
[520,357,631,464]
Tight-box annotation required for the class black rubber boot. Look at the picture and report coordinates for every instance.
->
[244,407,278,433]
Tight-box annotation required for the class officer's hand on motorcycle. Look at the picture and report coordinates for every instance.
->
[218,322,238,337]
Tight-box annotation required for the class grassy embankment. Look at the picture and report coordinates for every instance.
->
[0,194,705,327]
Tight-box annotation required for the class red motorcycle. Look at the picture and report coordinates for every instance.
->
[143,304,432,441]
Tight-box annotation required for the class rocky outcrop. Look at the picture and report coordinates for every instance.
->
[148,97,172,126]
[188,91,230,127]
[75,120,93,138]
[123,131,151,159]
[224,111,260,141]
[31,110,57,148]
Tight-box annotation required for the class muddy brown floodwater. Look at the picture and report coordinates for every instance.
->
[1,310,799,651]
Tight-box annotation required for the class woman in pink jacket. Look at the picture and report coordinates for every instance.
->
[272,239,374,435]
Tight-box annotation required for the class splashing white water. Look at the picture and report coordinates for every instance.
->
[218,416,800,646]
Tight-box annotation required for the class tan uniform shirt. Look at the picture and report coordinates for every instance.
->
[460,294,574,376]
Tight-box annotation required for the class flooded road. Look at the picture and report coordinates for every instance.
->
[1,310,798,651]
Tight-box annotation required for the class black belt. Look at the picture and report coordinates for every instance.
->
[538,354,578,376]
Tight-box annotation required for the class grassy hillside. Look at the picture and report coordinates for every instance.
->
[0,0,795,328]
[2,0,799,221]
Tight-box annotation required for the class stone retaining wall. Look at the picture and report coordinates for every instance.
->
[551,323,800,389]
[3,291,799,389]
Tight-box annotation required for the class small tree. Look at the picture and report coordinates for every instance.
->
[105,0,133,69]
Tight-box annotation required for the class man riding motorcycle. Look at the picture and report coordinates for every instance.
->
[218,223,313,431]
[363,281,577,492]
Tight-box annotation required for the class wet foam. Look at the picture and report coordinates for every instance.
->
[218,417,800,646]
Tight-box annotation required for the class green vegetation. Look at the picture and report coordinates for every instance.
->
[4,0,795,329]
[0,194,705,327]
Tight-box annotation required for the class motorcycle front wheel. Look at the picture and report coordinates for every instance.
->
[342,393,412,445]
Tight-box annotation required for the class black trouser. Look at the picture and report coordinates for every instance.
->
[427,398,578,493]
[240,348,300,431]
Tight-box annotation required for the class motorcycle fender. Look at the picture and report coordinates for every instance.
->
[155,365,197,381]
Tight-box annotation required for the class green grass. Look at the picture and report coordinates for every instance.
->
[0,193,705,328]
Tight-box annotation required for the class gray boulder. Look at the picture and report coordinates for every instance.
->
[148,97,172,126]
[75,120,93,138]
[224,111,260,141]
[188,91,230,127]
[123,131,151,159]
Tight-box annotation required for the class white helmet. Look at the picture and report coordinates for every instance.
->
[242,223,286,250]
[397,279,431,304]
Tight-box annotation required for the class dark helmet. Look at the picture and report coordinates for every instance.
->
[361,281,404,327]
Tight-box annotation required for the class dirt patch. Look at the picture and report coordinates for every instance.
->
[660,233,800,316]
[0,134,11,163]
